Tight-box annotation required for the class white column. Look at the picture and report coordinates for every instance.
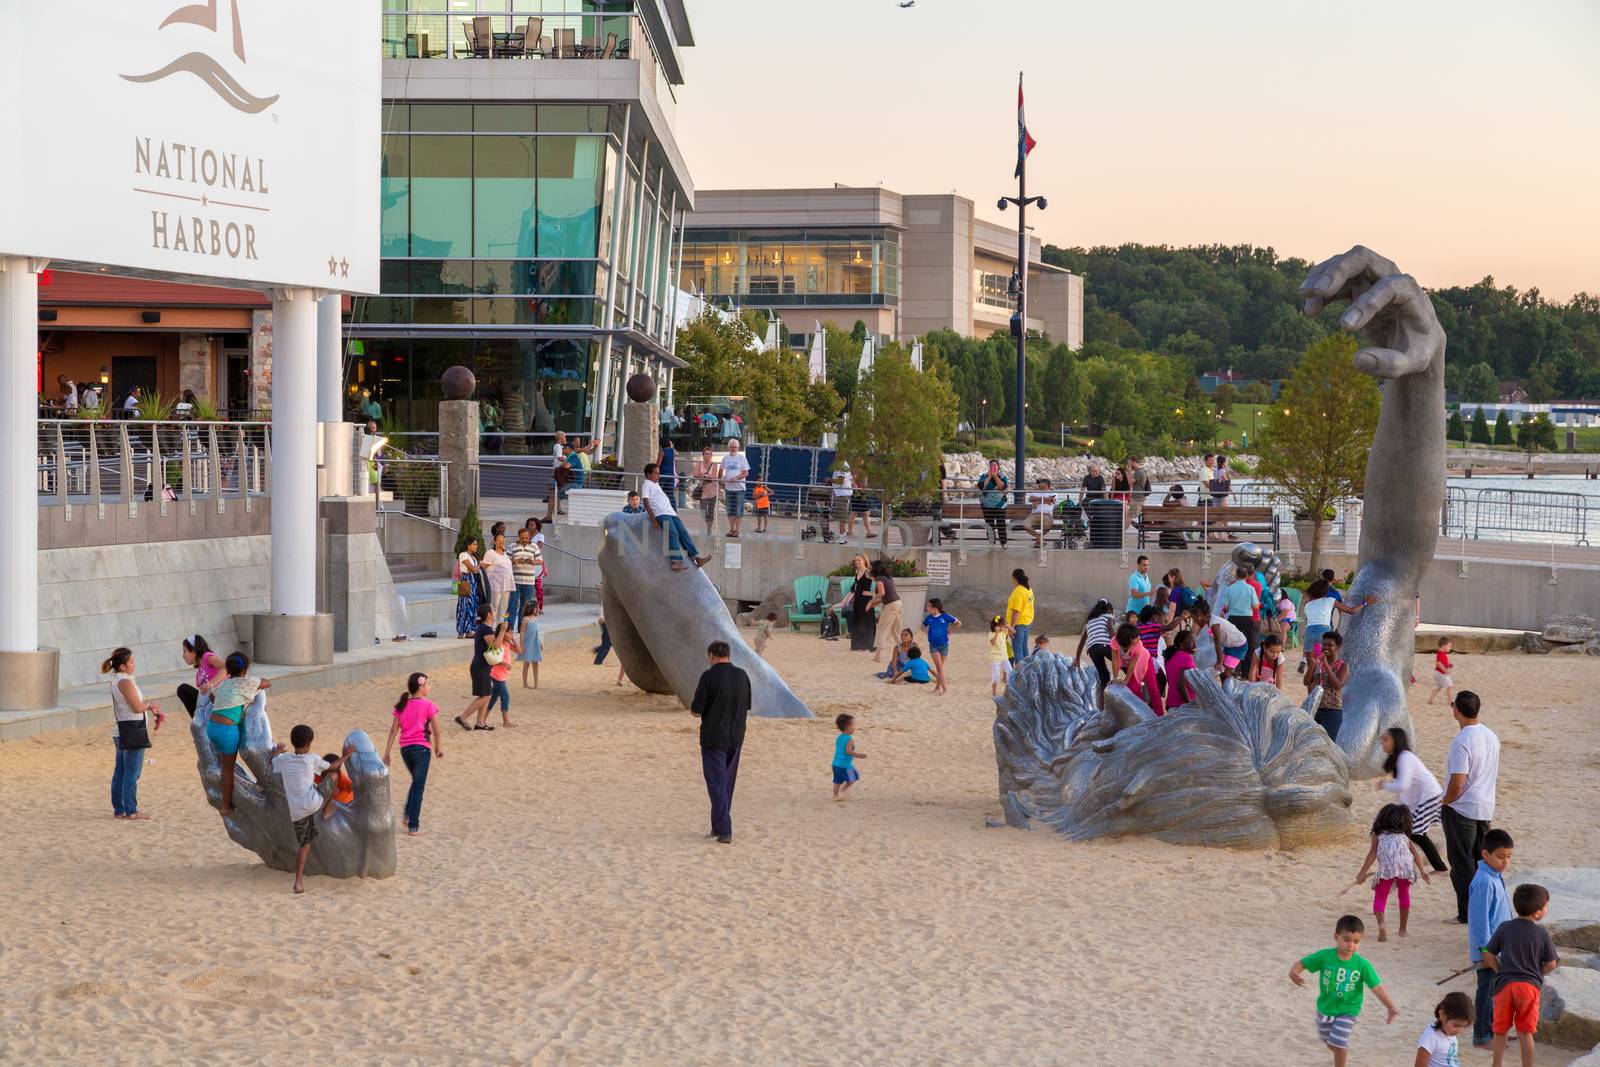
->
[316,292,343,423]
[271,287,320,616]
[0,257,43,651]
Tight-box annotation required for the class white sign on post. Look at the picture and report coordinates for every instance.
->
[0,0,380,294]
[724,541,742,571]
[925,551,952,586]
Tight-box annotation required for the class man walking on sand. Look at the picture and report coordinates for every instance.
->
[692,641,750,844]
[1441,690,1500,924]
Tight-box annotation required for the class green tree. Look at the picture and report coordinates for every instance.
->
[674,310,840,445]
[453,504,484,559]
[1526,362,1559,404]
[1461,362,1499,403]
[838,345,958,534]
[1470,407,1491,444]
[1097,427,1127,463]
[1037,344,1088,435]
[1517,414,1557,453]
[1447,410,1466,442]
[1240,381,1271,404]
[1493,409,1513,445]
[1255,334,1381,571]
[1213,382,1238,418]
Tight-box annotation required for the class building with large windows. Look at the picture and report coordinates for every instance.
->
[680,186,1082,351]
[359,2,696,440]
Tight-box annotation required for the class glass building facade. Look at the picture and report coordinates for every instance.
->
[679,228,899,307]
[351,99,684,437]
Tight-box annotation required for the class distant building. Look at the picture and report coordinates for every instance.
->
[1497,382,1530,404]
[1458,401,1600,429]
[679,185,1083,350]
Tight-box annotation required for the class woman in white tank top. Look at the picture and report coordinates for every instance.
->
[104,647,163,821]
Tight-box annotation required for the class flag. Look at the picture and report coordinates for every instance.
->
[1014,73,1036,179]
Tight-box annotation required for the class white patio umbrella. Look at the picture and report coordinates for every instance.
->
[808,322,826,383]
[856,333,876,377]
[762,314,781,352]
[910,336,924,372]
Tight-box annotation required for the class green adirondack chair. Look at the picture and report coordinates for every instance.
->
[784,574,831,632]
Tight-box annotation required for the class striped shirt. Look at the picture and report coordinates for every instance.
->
[1084,614,1113,649]
[1137,621,1164,655]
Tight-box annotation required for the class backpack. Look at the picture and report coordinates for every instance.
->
[819,612,840,640]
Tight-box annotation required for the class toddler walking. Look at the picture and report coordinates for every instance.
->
[988,617,1012,696]
[1353,803,1433,941]
[831,713,864,799]
[1428,638,1454,705]
[485,620,519,726]
[519,602,543,689]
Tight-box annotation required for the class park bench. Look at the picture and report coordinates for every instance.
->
[1134,505,1278,549]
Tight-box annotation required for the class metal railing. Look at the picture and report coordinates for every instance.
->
[378,457,450,519]
[381,8,661,80]
[36,419,271,506]
[1441,485,1591,545]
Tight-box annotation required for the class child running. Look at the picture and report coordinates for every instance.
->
[383,672,442,836]
[1253,633,1286,690]
[1428,638,1455,705]
[519,602,543,689]
[831,713,864,800]
[989,616,1013,695]
[269,725,354,894]
[1353,803,1433,941]
[485,620,519,726]
[1415,992,1473,1067]
[1290,914,1400,1067]
[920,598,961,695]
[205,651,271,818]
[752,611,778,658]
[1483,883,1559,1067]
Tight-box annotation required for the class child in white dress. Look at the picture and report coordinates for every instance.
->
[1353,803,1433,941]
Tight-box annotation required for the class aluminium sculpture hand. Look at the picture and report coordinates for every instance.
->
[598,511,811,718]
[1298,246,1446,776]
[191,694,397,878]
[993,653,1351,847]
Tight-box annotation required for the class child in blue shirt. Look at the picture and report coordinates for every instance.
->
[920,598,961,695]
[831,713,864,799]
[1467,828,1514,1049]
[891,646,932,685]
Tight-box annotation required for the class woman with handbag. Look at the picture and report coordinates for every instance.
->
[976,459,1009,547]
[691,446,721,538]
[104,647,163,820]
[454,535,483,638]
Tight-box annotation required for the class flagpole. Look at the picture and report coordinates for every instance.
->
[998,72,1045,505]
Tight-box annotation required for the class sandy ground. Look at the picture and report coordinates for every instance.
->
[1,627,1594,1066]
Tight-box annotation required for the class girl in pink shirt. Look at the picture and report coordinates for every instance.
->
[1162,630,1198,711]
[1113,621,1166,716]
[383,672,443,835]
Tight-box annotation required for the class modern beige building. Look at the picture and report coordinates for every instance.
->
[680,185,1083,349]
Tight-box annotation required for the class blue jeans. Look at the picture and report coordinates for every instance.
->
[1010,624,1032,665]
[657,514,700,562]
[1474,966,1494,1047]
[112,741,146,816]
[487,679,510,714]
[508,583,535,624]
[593,622,612,664]
[399,744,431,832]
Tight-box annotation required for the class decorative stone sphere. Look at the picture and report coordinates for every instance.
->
[441,365,476,400]
[625,372,657,404]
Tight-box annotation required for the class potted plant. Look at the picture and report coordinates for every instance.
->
[590,454,624,490]
[829,557,931,623]
[1292,505,1336,555]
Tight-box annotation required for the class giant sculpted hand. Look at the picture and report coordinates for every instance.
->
[1298,246,1446,776]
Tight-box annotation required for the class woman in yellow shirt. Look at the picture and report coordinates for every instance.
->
[1005,568,1035,665]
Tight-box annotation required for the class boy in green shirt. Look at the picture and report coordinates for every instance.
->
[1289,915,1399,1067]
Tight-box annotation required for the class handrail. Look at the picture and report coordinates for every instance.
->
[540,541,596,563]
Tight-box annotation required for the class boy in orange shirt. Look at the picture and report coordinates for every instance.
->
[751,480,770,533]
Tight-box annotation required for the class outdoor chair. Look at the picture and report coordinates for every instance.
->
[554,27,576,58]
[472,16,493,57]
[522,17,544,56]
[600,31,618,58]
[784,574,830,632]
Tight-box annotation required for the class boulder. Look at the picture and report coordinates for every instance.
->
[736,585,793,629]
[939,585,1090,638]
[1569,1046,1600,1066]
[1542,613,1597,645]
[1522,632,1556,655]
[1542,966,1600,1050]
[1519,868,1600,953]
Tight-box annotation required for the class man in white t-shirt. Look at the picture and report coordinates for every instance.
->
[720,438,751,539]
[270,724,354,894]
[1024,478,1058,548]
[1440,690,1500,924]
[829,462,853,539]
[641,462,709,572]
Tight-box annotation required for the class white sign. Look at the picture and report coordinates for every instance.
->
[925,551,952,585]
[723,541,742,571]
[0,0,380,294]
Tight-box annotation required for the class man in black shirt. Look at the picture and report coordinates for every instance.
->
[1080,463,1106,501]
[691,641,750,844]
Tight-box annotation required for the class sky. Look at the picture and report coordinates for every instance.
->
[674,0,1600,300]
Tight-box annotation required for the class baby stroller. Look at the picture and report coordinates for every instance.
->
[1053,496,1088,549]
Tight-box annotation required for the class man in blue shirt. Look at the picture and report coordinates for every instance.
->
[1126,555,1152,615]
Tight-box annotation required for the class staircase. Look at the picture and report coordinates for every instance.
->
[386,559,439,584]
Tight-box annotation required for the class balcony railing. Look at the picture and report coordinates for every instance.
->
[381,9,663,94]
[36,420,271,507]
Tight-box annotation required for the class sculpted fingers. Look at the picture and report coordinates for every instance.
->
[1299,245,1402,316]
[1337,274,1440,378]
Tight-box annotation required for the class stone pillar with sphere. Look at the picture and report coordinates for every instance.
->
[621,372,659,492]
[438,366,480,523]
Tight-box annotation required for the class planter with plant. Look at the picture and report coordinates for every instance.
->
[829,557,931,624]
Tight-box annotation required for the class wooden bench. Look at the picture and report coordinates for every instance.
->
[1135,505,1278,549]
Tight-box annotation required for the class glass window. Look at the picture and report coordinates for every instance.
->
[408,260,474,294]
[533,339,594,433]
[538,105,608,133]
[410,104,472,132]
[473,135,537,258]
[382,103,408,133]
[537,137,604,258]
[413,297,473,324]
[380,134,409,256]
[474,104,536,132]
[597,141,618,262]
[409,136,471,258]
[379,260,409,294]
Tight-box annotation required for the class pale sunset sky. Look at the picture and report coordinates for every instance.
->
[675,0,1599,300]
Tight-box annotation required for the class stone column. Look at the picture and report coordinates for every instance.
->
[319,496,378,652]
[439,399,479,523]
[248,308,273,413]
[254,287,333,666]
[0,256,59,710]
[177,334,212,401]
[622,401,657,492]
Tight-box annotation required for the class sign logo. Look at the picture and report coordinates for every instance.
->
[122,0,279,114]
